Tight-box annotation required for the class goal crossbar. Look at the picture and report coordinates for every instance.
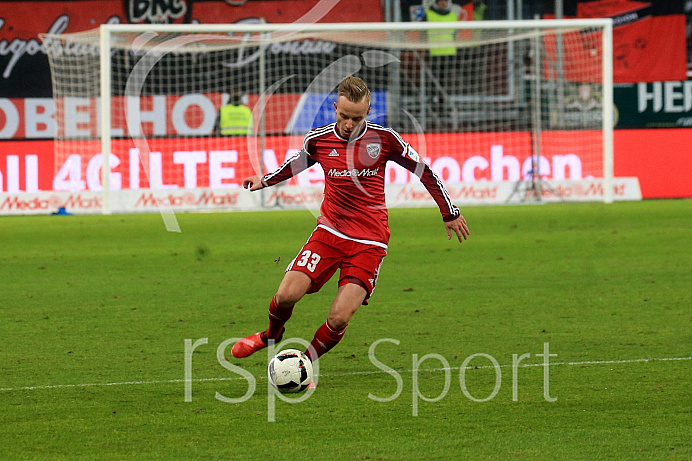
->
[98,19,613,33]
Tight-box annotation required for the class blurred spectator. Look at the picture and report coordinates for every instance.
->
[216,91,253,136]
[473,0,487,20]
[423,0,461,100]
[424,0,460,57]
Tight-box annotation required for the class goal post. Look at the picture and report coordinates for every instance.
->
[602,21,614,204]
[41,18,615,215]
[99,28,112,214]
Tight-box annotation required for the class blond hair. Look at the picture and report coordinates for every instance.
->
[337,76,371,105]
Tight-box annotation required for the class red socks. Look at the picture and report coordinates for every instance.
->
[266,295,346,362]
[306,320,347,362]
[266,295,293,341]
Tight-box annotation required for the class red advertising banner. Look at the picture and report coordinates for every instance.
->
[1,131,602,192]
[545,0,688,83]
[0,140,55,193]
[0,0,384,37]
[4,129,689,199]
[613,128,692,198]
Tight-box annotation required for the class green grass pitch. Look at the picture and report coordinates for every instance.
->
[1,200,691,460]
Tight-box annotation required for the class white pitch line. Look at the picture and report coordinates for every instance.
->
[0,377,236,392]
[0,356,689,393]
[419,356,692,374]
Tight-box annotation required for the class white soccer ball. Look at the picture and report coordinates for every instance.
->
[268,349,313,393]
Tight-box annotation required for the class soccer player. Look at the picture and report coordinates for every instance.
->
[231,76,469,365]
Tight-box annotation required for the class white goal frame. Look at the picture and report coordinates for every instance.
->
[95,19,614,213]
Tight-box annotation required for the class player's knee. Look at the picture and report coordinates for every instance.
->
[327,310,354,331]
[276,272,311,307]
[327,315,348,331]
[274,288,303,307]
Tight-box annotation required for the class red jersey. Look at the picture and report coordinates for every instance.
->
[262,121,459,247]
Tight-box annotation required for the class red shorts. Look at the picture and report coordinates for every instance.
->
[286,226,387,304]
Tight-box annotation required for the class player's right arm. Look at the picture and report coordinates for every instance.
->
[242,175,265,191]
[242,148,316,191]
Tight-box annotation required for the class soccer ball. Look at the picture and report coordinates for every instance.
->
[268,349,313,393]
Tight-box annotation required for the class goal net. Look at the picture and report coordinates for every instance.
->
[41,19,613,216]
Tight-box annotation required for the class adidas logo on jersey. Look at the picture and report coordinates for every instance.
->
[328,149,339,157]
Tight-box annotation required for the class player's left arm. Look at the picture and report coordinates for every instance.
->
[443,214,470,243]
[391,145,470,243]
